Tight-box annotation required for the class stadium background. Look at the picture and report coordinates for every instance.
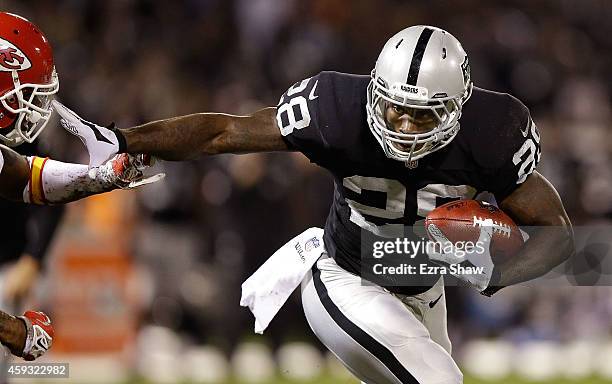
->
[1,0,612,383]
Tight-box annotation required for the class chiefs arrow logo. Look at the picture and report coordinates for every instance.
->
[0,38,31,72]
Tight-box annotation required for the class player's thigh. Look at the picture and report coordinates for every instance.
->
[301,257,462,384]
[398,277,452,355]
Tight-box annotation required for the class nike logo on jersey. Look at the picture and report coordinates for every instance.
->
[308,80,319,100]
[429,293,443,308]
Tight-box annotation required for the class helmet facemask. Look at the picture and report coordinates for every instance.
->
[366,72,472,162]
[0,68,59,146]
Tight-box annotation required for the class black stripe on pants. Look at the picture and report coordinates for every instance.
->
[312,265,420,384]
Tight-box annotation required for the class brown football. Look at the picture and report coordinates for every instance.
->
[424,199,524,264]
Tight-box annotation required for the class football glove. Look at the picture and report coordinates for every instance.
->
[93,153,165,189]
[52,100,123,168]
[426,218,498,294]
[18,310,53,361]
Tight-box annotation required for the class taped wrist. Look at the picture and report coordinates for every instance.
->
[23,156,114,204]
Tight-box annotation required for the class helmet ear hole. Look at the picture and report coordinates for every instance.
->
[0,109,17,130]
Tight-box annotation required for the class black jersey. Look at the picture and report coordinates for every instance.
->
[277,71,541,294]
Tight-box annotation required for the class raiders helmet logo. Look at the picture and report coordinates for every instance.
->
[0,38,31,72]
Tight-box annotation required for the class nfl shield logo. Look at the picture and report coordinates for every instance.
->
[304,237,320,252]
[405,160,419,169]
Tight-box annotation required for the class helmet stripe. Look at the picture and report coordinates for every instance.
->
[406,27,434,86]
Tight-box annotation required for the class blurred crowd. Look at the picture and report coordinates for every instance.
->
[3,0,612,373]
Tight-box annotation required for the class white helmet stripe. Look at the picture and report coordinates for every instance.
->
[406,27,434,86]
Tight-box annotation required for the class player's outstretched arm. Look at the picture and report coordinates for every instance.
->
[484,171,575,294]
[53,101,288,167]
[0,145,160,204]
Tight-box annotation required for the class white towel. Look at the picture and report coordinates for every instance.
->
[240,227,324,334]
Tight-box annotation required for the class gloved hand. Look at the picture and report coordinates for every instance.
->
[18,310,53,361]
[426,218,499,293]
[93,153,165,189]
[52,100,123,168]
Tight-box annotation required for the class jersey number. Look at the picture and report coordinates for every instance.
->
[512,119,541,184]
[343,175,477,237]
[277,78,312,136]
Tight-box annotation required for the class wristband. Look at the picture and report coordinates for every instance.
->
[28,156,49,205]
[107,123,127,152]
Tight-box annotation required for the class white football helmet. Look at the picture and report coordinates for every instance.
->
[367,25,472,162]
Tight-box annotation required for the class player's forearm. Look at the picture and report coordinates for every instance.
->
[23,157,117,204]
[0,148,117,204]
[496,224,574,287]
[0,310,26,357]
[119,107,287,160]
[120,113,233,160]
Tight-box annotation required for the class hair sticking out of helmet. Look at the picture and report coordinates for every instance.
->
[366,25,472,163]
[0,12,59,147]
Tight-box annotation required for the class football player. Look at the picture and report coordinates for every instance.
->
[61,26,574,384]
[0,12,160,362]
[0,12,158,205]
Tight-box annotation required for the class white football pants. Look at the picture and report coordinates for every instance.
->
[301,254,462,384]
